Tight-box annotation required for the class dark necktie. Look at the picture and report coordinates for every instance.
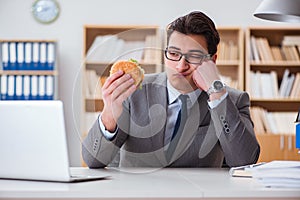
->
[165,94,188,163]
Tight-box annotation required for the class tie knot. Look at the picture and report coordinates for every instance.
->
[179,94,188,104]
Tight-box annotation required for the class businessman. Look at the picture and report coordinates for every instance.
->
[82,11,260,168]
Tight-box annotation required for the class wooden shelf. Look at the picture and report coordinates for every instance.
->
[245,27,300,162]
[251,99,300,112]
[85,98,104,112]
[217,27,244,90]
[82,25,163,133]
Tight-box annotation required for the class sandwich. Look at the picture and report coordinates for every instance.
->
[110,59,144,89]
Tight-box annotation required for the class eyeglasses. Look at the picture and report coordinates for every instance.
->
[164,48,211,64]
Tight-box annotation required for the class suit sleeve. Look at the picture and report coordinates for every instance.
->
[209,90,260,167]
[81,102,130,168]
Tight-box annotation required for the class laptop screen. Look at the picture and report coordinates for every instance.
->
[0,101,72,181]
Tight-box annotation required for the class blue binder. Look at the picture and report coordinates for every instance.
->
[24,42,32,70]
[16,42,25,71]
[32,42,40,71]
[8,42,17,70]
[1,43,9,70]
[40,43,47,70]
[0,75,8,100]
[23,75,30,100]
[30,75,38,100]
[47,42,55,70]
[45,75,54,100]
[15,75,23,100]
[6,75,15,100]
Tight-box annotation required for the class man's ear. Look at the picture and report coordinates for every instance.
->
[211,54,217,63]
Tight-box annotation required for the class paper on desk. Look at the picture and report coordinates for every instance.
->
[229,162,265,178]
[247,160,300,188]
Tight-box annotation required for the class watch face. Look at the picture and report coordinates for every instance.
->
[32,0,60,24]
[213,80,224,91]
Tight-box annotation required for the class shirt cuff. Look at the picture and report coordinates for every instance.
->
[207,91,228,109]
[98,114,118,140]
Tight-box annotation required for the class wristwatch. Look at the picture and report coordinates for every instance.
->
[207,80,226,95]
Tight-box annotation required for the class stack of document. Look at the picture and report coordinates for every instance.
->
[248,160,300,188]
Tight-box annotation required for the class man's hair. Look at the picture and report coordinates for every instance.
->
[166,11,220,56]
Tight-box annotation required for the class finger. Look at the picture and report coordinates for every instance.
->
[111,77,135,100]
[114,84,137,105]
[103,70,124,89]
[105,73,132,95]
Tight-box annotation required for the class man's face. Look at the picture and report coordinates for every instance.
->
[165,31,209,94]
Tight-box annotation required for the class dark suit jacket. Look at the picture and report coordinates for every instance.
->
[82,72,260,168]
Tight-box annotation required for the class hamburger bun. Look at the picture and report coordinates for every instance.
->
[110,59,144,88]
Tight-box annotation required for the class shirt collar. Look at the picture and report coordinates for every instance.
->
[167,80,202,106]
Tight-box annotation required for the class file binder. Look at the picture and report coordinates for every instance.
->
[23,75,30,100]
[38,75,46,100]
[30,75,38,100]
[46,75,54,100]
[47,43,55,70]
[1,42,9,70]
[32,42,40,70]
[0,75,7,100]
[24,42,32,70]
[17,42,25,70]
[9,42,17,70]
[7,75,15,100]
[15,75,23,100]
[40,42,47,70]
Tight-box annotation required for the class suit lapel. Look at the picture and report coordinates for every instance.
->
[146,73,169,166]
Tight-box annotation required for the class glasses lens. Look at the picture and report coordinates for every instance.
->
[165,49,181,61]
[186,53,209,64]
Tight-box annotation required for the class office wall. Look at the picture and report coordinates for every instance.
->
[0,0,293,166]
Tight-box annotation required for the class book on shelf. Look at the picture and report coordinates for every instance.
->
[270,46,284,61]
[250,35,300,62]
[250,106,297,134]
[217,40,238,61]
[282,35,300,46]
[250,36,260,62]
[85,70,102,99]
[86,35,158,64]
[249,69,299,99]
[290,73,300,98]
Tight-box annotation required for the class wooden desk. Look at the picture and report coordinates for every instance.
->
[0,167,299,199]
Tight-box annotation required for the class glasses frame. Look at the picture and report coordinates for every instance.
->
[164,48,211,65]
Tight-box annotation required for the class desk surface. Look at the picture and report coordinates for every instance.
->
[0,167,299,200]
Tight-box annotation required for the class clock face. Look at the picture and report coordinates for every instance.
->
[213,80,224,91]
[32,0,60,24]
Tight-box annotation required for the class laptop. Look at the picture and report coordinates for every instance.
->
[0,100,109,182]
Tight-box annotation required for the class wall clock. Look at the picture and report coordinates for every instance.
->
[32,0,60,24]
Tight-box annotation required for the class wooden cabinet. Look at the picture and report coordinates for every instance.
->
[257,134,300,162]
[82,25,163,134]
[216,27,244,90]
[245,27,300,162]
[0,40,58,100]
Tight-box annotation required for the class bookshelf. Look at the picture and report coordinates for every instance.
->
[0,40,58,100]
[82,25,163,134]
[245,27,300,162]
[216,27,244,90]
